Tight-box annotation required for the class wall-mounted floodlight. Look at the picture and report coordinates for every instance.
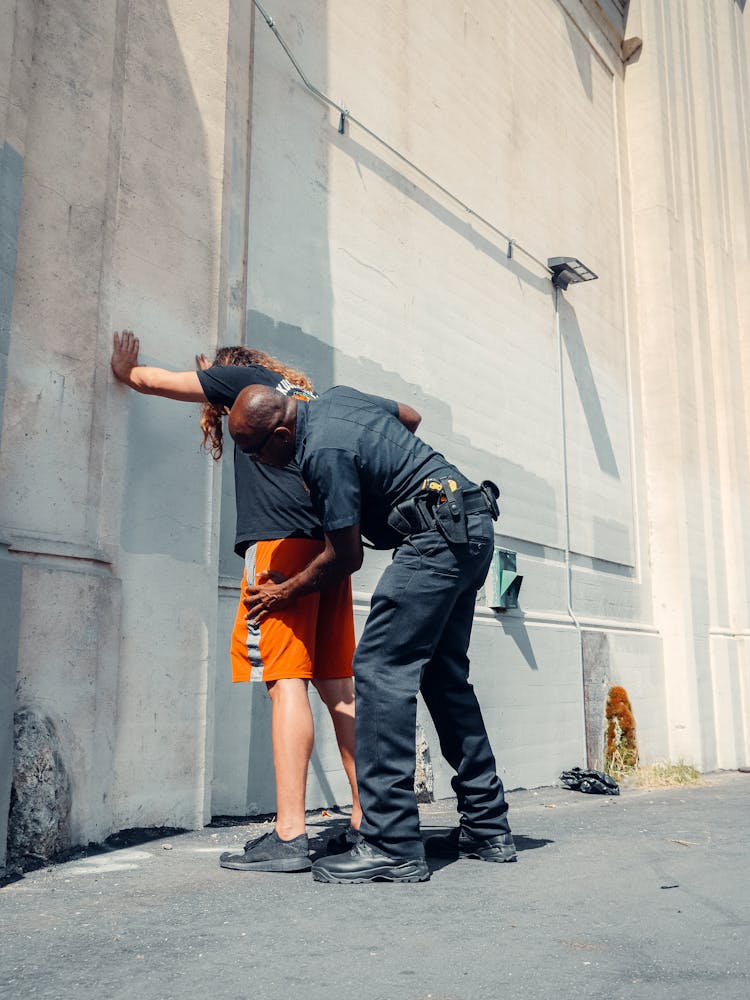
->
[547,257,598,290]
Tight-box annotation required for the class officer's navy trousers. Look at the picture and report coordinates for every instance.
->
[353,510,510,858]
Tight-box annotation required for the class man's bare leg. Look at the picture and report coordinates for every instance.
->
[313,676,362,831]
[267,678,314,840]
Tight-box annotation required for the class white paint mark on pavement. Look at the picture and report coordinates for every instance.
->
[65,850,153,875]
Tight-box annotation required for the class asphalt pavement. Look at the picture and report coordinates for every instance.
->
[1,771,748,1000]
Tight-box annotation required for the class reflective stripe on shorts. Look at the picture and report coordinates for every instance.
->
[243,544,265,681]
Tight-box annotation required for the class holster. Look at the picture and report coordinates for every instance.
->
[432,478,469,545]
[386,496,433,538]
[387,477,470,545]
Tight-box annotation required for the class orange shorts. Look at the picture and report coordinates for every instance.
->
[230,538,355,683]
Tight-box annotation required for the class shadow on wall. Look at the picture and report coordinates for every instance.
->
[213,0,341,815]
[217,0,336,579]
[119,0,218,566]
[562,4,594,102]
[105,0,226,832]
[246,307,559,541]
[496,614,540,672]
[557,294,620,479]
[334,132,551,298]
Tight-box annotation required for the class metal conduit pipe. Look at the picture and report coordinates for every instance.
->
[554,286,580,634]
[555,285,590,764]
[252,0,553,278]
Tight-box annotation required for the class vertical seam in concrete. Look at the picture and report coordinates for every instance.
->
[655,0,678,222]
[241,6,256,350]
[703,0,731,255]
[83,0,133,555]
[0,142,19,343]
[612,65,642,584]
[0,141,24,431]
[218,0,254,349]
[729,9,750,257]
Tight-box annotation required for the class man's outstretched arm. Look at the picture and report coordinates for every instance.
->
[243,524,363,625]
[111,330,207,402]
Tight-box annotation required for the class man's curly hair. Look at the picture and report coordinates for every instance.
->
[200,346,314,459]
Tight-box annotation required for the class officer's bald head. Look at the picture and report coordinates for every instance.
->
[228,385,297,466]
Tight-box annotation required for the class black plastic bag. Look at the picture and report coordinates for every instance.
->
[560,767,620,796]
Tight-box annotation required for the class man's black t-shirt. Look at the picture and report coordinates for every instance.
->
[295,386,471,549]
[197,364,322,555]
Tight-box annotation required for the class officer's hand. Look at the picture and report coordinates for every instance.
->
[257,569,288,585]
[244,581,291,625]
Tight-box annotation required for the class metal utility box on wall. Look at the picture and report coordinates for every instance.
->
[485,548,523,611]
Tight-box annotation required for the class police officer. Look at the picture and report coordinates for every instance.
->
[229,384,515,884]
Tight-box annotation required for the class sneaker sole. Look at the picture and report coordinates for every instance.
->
[425,846,517,863]
[459,849,517,863]
[219,857,312,872]
[312,861,430,884]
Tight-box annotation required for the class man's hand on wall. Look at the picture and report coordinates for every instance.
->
[111,330,140,384]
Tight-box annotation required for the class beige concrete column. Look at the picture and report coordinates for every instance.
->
[626,0,750,768]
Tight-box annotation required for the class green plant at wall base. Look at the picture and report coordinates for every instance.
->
[605,685,638,779]
[628,761,701,787]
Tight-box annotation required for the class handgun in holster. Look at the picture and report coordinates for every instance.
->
[430,478,469,545]
[387,477,468,544]
[386,496,433,538]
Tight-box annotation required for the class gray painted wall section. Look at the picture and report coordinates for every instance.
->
[121,386,208,564]
[0,141,22,428]
[1,0,232,848]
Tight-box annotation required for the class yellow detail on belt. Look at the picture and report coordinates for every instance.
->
[420,478,458,494]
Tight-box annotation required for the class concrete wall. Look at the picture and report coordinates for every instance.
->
[2,0,749,855]
[0,0,234,850]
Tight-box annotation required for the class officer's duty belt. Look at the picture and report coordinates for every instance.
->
[387,479,500,545]
[461,487,492,515]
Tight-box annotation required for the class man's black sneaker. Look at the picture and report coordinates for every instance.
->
[322,825,359,856]
[312,840,430,883]
[424,827,517,863]
[219,830,311,872]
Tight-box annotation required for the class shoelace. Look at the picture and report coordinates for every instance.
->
[242,830,272,852]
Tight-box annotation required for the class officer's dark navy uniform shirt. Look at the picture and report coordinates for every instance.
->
[294,385,473,549]
[197,364,322,555]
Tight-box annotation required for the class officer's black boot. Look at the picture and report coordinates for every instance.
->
[311,839,430,883]
[424,827,517,863]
